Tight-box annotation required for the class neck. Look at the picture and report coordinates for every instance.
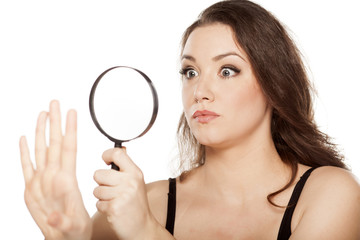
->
[196,135,291,203]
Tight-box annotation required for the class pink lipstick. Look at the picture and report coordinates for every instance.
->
[192,110,219,123]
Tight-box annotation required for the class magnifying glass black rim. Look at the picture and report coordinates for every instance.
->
[89,66,159,147]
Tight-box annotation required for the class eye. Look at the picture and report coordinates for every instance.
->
[220,66,240,78]
[180,68,199,79]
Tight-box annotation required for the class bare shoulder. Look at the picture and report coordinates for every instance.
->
[146,179,171,227]
[292,166,360,239]
[308,166,360,197]
[305,166,360,212]
[146,179,170,194]
[314,165,360,181]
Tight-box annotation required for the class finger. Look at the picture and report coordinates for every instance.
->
[35,111,48,171]
[102,148,140,174]
[93,169,122,186]
[61,109,77,174]
[96,200,111,214]
[96,199,123,216]
[48,100,62,168]
[19,136,34,184]
[93,185,118,201]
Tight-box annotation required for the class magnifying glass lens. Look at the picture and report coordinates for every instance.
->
[92,67,156,142]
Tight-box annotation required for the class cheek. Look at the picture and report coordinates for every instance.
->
[181,84,193,111]
[181,87,191,127]
[229,82,268,126]
[235,83,263,108]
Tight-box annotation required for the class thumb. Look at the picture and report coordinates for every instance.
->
[103,148,140,173]
[47,211,73,232]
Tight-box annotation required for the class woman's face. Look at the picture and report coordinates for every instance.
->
[181,23,271,149]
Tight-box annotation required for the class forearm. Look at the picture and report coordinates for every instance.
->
[91,212,117,240]
[91,211,175,240]
[134,217,176,240]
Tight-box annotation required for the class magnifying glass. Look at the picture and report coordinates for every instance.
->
[89,66,158,170]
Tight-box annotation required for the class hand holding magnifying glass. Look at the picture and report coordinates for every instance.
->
[89,66,159,170]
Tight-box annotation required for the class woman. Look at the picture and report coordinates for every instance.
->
[20,0,360,239]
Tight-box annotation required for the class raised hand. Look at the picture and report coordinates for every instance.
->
[19,100,91,240]
[93,148,161,240]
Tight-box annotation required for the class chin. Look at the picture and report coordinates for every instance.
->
[196,136,228,149]
[192,128,233,148]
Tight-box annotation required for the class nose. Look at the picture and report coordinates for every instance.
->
[193,74,215,103]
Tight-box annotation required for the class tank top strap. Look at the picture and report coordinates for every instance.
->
[277,167,317,240]
[165,168,317,238]
[166,178,177,235]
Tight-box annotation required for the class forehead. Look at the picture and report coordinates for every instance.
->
[182,23,248,60]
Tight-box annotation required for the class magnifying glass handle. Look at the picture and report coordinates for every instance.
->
[111,142,122,171]
[111,163,120,171]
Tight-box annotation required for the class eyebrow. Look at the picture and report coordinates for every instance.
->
[212,52,247,62]
[181,51,247,63]
[181,54,196,62]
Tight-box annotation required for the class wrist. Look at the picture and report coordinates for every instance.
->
[44,217,92,240]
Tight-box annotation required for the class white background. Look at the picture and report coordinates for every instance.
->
[0,0,359,238]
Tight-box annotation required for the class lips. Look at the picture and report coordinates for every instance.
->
[192,110,220,123]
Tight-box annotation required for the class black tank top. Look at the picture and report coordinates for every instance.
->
[165,167,316,239]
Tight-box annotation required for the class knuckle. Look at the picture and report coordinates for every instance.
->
[93,187,99,198]
[96,201,102,211]
[101,150,109,162]
[93,170,102,183]
[96,200,106,213]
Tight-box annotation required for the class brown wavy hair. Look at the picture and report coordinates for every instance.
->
[176,0,347,206]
